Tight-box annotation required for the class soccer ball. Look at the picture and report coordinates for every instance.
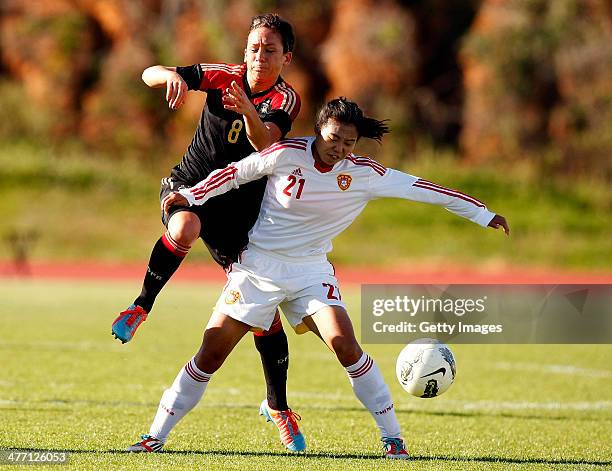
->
[395,338,456,398]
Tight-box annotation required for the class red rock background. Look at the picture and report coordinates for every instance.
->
[1,0,611,176]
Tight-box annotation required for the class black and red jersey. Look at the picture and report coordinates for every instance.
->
[172,62,300,184]
[167,62,301,266]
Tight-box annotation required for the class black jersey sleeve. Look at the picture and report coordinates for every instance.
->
[176,64,203,91]
[260,109,292,137]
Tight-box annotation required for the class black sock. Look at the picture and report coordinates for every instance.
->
[134,233,189,312]
[254,328,289,411]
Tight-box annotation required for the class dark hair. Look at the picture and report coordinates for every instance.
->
[314,97,390,143]
[249,13,295,53]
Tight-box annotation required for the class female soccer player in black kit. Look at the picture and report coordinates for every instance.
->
[112,14,305,451]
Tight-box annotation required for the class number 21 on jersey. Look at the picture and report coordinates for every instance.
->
[322,283,341,300]
[283,175,305,199]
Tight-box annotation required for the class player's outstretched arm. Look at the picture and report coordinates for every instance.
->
[164,149,281,213]
[370,168,509,231]
[222,80,281,150]
[142,65,187,110]
[160,164,239,216]
[488,214,510,236]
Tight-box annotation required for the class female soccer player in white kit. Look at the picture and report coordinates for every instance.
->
[132,97,509,458]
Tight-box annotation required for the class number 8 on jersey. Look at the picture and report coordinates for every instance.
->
[227,119,244,144]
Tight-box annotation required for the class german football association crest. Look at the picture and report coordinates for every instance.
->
[225,290,241,304]
[256,98,272,115]
[337,174,352,191]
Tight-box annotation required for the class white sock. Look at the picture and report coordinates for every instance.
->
[345,352,401,439]
[148,357,212,442]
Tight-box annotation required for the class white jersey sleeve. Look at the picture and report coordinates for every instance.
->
[369,168,496,227]
[178,149,280,206]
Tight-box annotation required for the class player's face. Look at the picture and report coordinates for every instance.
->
[313,119,359,166]
[245,27,291,86]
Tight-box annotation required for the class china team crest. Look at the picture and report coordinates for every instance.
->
[337,174,352,191]
[225,290,241,304]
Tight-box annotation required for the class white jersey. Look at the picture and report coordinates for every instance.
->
[179,137,496,260]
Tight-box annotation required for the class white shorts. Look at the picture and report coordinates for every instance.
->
[214,246,346,333]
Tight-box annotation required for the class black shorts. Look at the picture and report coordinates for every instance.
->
[159,176,266,269]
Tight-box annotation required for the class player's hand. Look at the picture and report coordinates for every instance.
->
[161,191,189,214]
[488,214,510,236]
[222,81,255,116]
[166,71,188,110]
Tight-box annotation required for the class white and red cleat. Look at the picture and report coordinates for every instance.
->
[383,437,409,459]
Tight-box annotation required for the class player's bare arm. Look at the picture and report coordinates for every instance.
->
[488,214,510,235]
[222,80,282,150]
[142,65,188,110]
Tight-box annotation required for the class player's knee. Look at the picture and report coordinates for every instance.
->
[194,348,226,374]
[168,216,200,246]
[331,337,362,367]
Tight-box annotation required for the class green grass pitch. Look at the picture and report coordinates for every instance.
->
[0,279,610,470]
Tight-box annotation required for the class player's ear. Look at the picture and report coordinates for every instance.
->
[283,51,292,66]
[243,49,247,63]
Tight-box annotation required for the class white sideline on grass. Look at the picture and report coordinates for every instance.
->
[492,361,612,379]
[1,396,610,412]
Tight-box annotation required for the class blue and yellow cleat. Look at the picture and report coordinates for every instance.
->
[112,304,148,344]
[259,399,306,452]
